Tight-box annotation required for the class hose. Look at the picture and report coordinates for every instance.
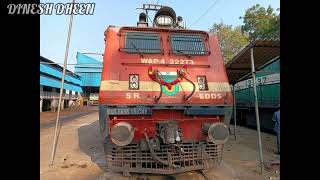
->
[154,72,163,103]
[183,76,195,101]
[143,132,179,168]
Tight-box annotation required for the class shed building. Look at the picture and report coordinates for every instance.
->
[40,56,83,112]
[74,52,102,105]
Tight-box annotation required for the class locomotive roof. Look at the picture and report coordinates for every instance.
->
[105,26,210,36]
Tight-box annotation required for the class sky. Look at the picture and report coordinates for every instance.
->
[40,0,280,71]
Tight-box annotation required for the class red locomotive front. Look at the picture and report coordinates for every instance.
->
[99,5,233,175]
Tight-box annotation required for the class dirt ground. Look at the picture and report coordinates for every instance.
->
[40,108,280,180]
[40,106,98,129]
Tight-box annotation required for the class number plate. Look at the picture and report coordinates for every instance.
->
[106,107,152,115]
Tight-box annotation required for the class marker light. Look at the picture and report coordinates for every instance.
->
[129,74,139,90]
[197,76,208,91]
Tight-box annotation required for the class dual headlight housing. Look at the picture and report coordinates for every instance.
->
[155,15,174,26]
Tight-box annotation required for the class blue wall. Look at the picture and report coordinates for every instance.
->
[40,75,83,92]
[75,52,102,87]
[40,64,82,86]
[40,56,83,93]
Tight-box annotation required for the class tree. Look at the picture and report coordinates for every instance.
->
[240,4,280,40]
[210,22,249,64]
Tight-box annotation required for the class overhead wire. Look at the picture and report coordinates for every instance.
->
[190,0,221,28]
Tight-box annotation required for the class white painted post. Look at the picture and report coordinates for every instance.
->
[233,85,237,140]
[40,99,43,112]
[250,47,264,174]
[49,0,75,167]
[61,99,64,109]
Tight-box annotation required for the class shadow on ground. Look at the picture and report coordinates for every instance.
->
[78,120,107,172]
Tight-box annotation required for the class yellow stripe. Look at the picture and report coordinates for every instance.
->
[100,80,231,92]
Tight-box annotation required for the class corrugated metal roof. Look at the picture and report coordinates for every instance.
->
[40,75,83,92]
[40,64,82,86]
[226,39,280,84]
[75,52,102,73]
[40,56,81,79]
[75,52,102,64]
[75,52,102,87]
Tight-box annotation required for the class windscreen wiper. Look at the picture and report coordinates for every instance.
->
[131,42,144,56]
[176,50,192,58]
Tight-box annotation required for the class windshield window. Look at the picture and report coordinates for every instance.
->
[170,34,207,55]
[124,32,161,54]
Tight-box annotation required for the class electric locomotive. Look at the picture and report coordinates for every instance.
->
[99,4,233,175]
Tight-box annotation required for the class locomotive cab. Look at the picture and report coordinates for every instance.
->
[99,4,233,175]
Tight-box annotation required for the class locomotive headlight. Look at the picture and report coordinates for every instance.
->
[110,122,135,146]
[202,122,229,144]
[129,74,139,90]
[197,76,208,91]
[156,15,173,26]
